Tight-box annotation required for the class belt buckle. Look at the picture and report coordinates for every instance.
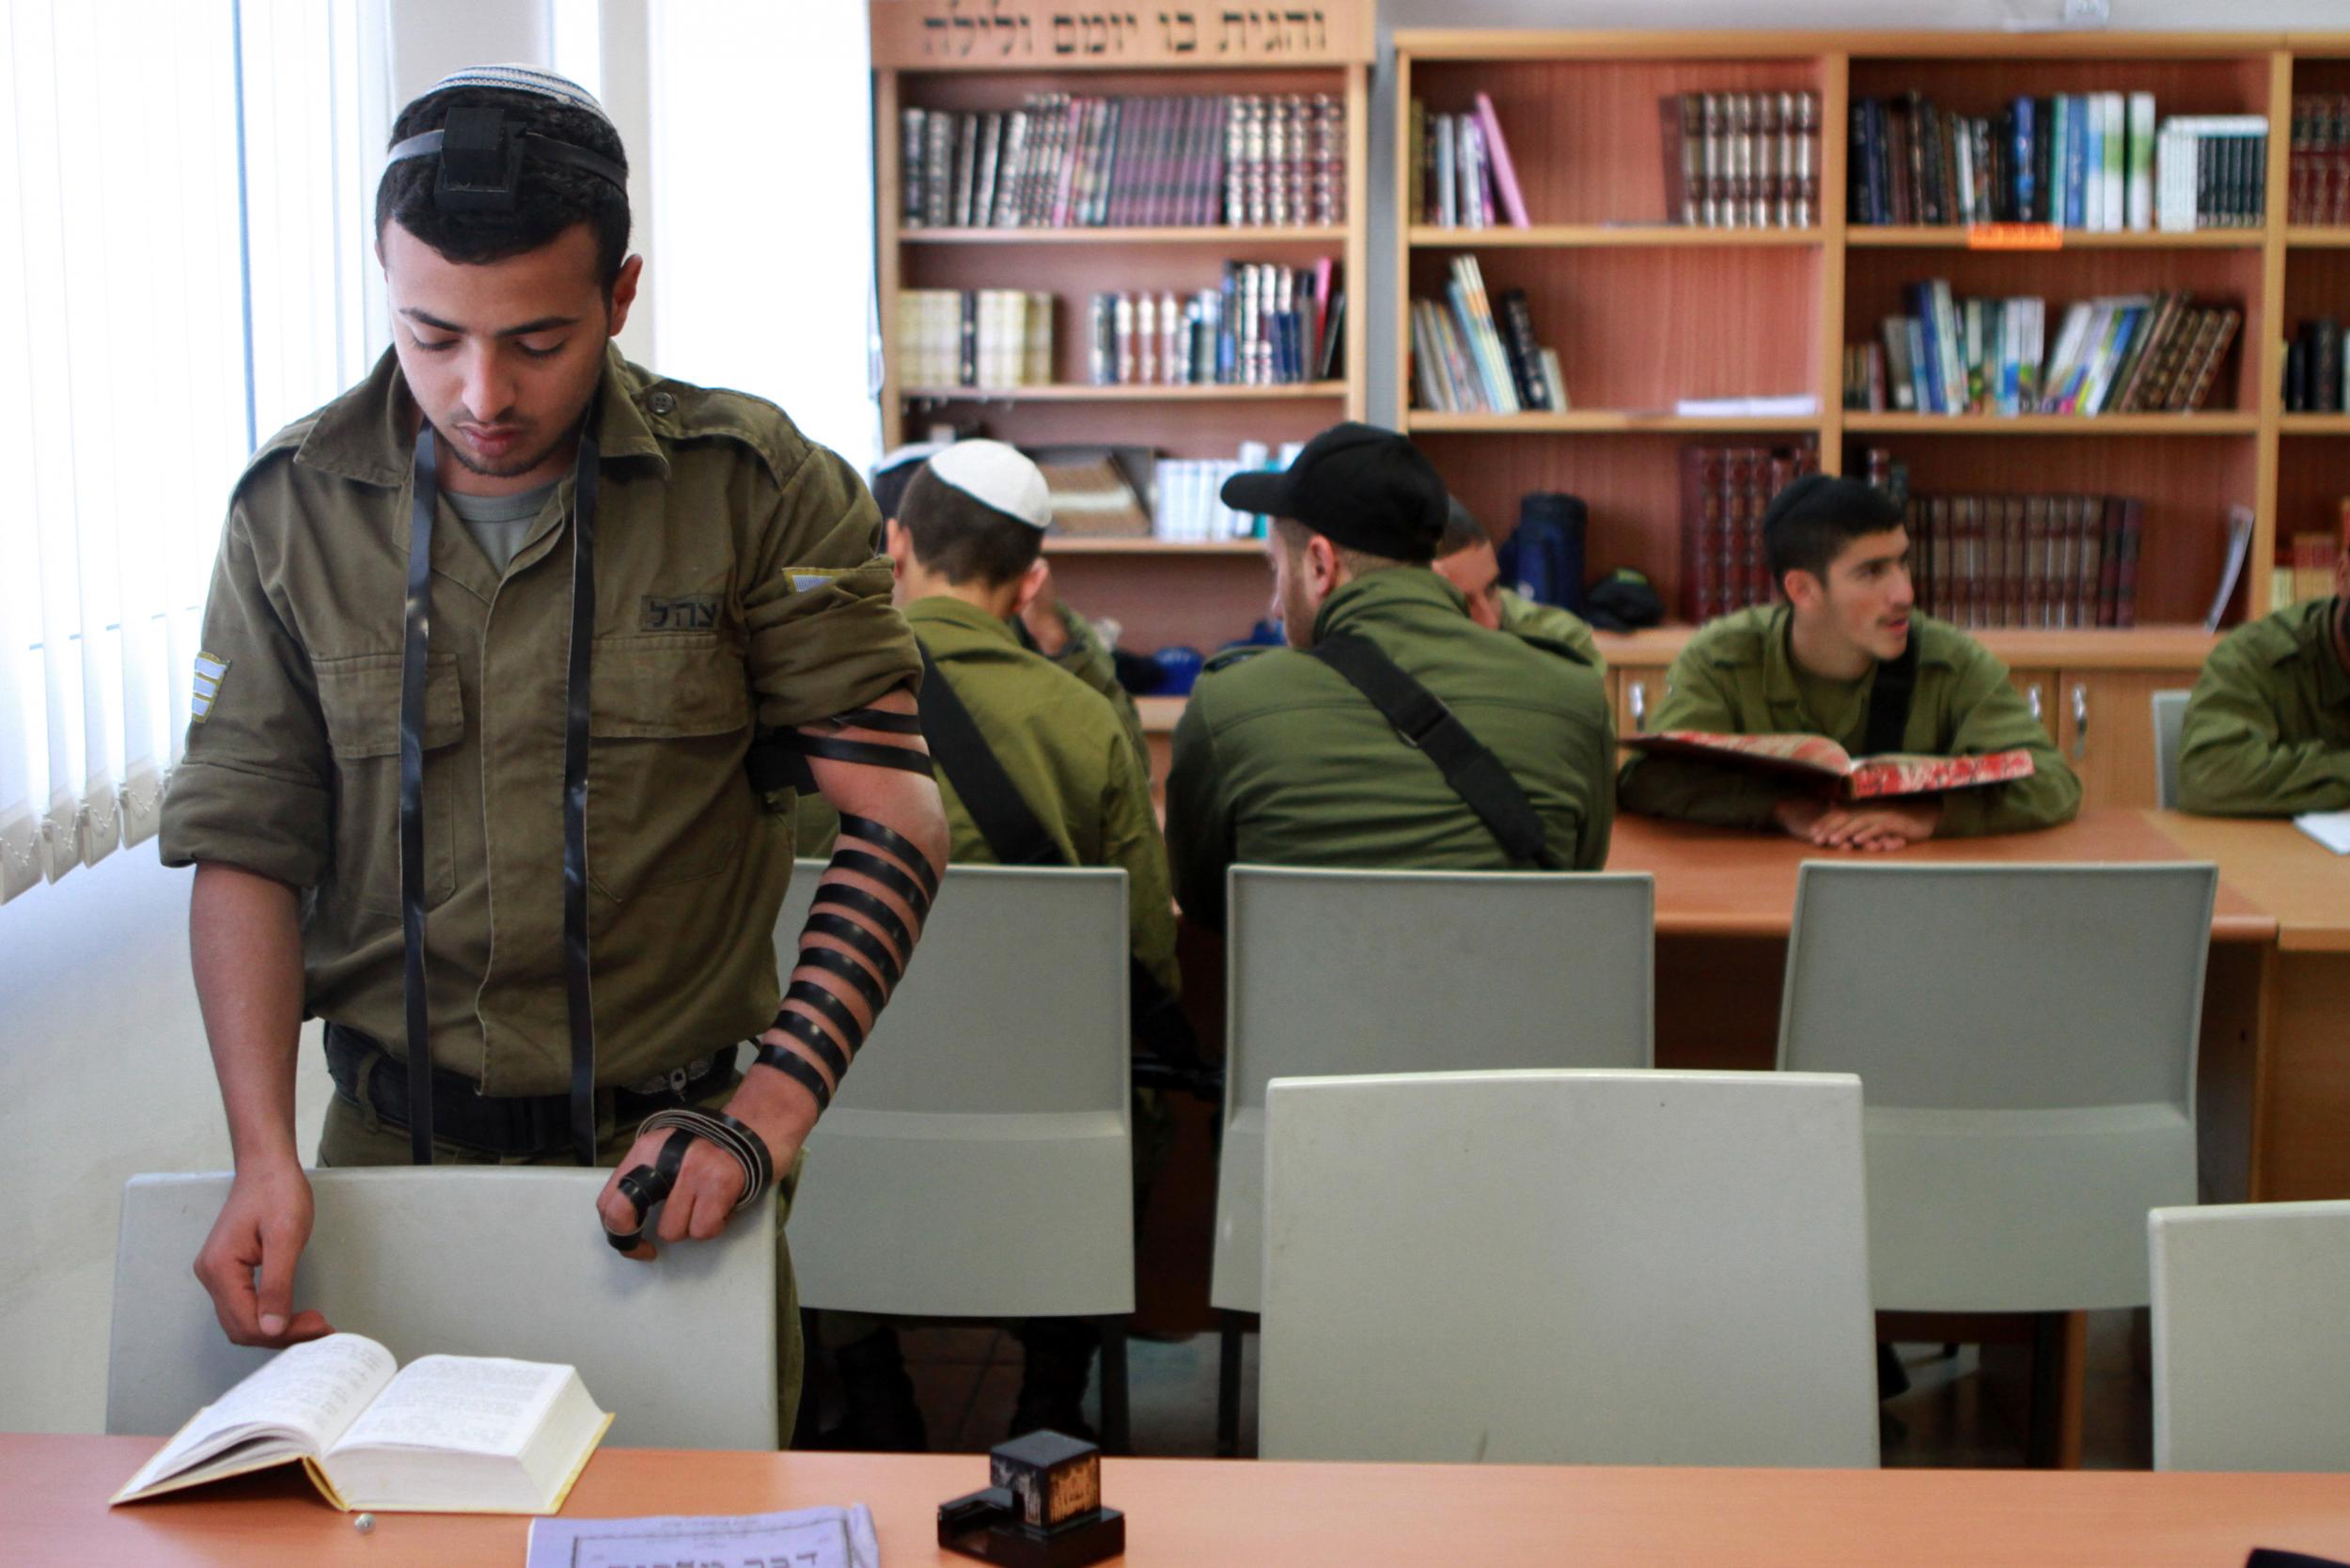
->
[667,1066,691,1094]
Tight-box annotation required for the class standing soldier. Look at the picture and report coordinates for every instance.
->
[160,67,949,1430]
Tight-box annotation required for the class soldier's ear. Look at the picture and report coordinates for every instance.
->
[1782,568,1825,612]
[882,517,912,573]
[1012,557,1050,618]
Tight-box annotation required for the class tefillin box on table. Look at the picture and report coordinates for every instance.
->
[937,1429,1124,1568]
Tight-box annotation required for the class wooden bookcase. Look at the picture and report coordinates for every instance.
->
[869,0,1371,655]
[1396,30,2343,808]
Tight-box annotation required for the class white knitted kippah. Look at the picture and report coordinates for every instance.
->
[417,64,612,125]
[925,440,1052,531]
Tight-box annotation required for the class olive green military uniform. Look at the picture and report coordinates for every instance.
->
[798,596,1176,993]
[161,345,920,1428]
[2178,597,2350,815]
[1026,600,1150,769]
[1496,587,1604,676]
[1167,569,1616,930]
[1615,604,2079,835]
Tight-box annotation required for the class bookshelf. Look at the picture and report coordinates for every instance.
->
[870,0,1371,654]
[1394,30,2345,807]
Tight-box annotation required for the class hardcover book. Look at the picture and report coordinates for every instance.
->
[113,1334,610,1516]
[1623,730,2038,801]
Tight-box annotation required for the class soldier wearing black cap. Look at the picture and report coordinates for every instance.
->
[1164,423,1615,929]
[1618,474,2078,847]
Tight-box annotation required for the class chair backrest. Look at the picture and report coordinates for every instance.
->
[775,860,1134,1318]
[1779,862,2216,1312]
[1258,1069,1878,1467]
[1213,865,1654,1314]
[2152,1200,2350,1472]
[108,1169,777,1449]
[2151,688,2192,810]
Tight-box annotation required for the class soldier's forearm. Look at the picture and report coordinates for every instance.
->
[1616,757,1788,829]
[190,862,307,1171]
[2180,740,2350,817]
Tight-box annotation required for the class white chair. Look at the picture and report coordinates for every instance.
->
[2151,689,2192,810]
[1258,1069,1878,1466]
[1211,864,1654,1452]
[1779,861,2213,1464]
[2151,1200,2350,1472]
[776,861,1136,1442]
[108,1168,778,1449]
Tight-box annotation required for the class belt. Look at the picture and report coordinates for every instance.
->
[324,1024,736,1160]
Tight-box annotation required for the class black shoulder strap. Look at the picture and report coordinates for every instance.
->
[1309,632,1561,870]
[915,639,1212,1091]
[916,643,1066,868]
[1862,633,1921,757]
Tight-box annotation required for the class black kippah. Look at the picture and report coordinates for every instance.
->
[1761,474,1903,541]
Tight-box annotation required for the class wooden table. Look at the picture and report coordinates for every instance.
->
[24,1435,2350,1566]
[2153,812,2350,1201]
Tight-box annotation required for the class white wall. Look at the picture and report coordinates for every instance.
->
[0,851,329,1432]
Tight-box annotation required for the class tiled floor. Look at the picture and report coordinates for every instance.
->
[810,1309,2153,1466]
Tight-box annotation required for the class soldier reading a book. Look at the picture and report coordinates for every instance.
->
[1618,474,2078,850]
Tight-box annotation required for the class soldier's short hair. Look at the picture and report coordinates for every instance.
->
[1762,475,1904,587]
[1272,516,1411,578]
[1436,498,1490,559]
[900,464,1044,587]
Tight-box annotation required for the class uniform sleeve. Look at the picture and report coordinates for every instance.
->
[1573,694,1616,870]
[1102,729,1180,996]
[1165,693,1234,933]
[1045,602,1150,768]
[158,501,333,888]
[1932,642,2081,837]
[2177,638,2350,816]
[1614,650,1794,829]
[744,443,922,727]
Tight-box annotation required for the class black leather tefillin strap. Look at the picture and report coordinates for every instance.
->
[748,811,941,1114]
[400,416,604,1169]
[600,1108,774,1254]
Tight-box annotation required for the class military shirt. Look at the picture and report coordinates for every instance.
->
[160,346,919,1095]
[2178,596,2350,816]
[1166,569,1616,931]
[1615,604,2079,836]
[798,596,1178,995]
[1024,600,1149,769]
[1497,587,1605,677]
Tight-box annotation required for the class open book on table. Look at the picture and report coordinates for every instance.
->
[1623,729,2037,801]
[112,1332,610,1515]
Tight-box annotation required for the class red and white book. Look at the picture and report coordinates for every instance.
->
[1623,730,2037,801]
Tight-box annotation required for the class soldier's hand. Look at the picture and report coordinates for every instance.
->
[195,1158,334,1348]
[1773,796,1829,840]
[1810,798,1942,852]
[598,1070,813,1262]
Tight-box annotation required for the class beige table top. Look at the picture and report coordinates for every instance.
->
[24,1434,2350,1567]
[2152,810,2350,953]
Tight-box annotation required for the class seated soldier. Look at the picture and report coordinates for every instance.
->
[1166,422,1616,931]
[874,443,1148,765]
[1432,497,1605,676]
[1617,474,2078,848]
[2177,545,2350,815]
[803,440,1178,1450]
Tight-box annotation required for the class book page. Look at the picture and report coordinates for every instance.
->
[2295,810,2350,855]
[526,1505,882,1568]
[122,1334,396,1494]
[330,1355,566,1459]
[1626,729,1855,777]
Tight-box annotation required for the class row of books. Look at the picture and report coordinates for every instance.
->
[1152,442,1303,541]
[1848,92,2264,231]
[896,290,1054,389]
[2284,319,2350,414]
[2276,514,2349,607]
[899,94,1342,231]
[1408,256,1563,415]
[1407,94,1530,229]
[1660,91,1823,230]
[2289,97,2350,227]
[1085,261,1342,387]
[1852,284,2239,417]
[1903,492,2146,631]
[1678,443,1821,624]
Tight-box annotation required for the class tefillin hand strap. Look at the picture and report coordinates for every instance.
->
[602,1108,774,1255]
[750,812,940,1114]
[399,416,604,1169]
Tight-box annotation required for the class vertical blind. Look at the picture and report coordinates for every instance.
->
[0,0,378,905]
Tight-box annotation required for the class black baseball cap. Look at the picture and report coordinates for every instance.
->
[1219,422,1449,563]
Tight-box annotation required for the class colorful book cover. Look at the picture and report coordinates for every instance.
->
[1473,91,1532,227]
[1623,730,2037,800]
